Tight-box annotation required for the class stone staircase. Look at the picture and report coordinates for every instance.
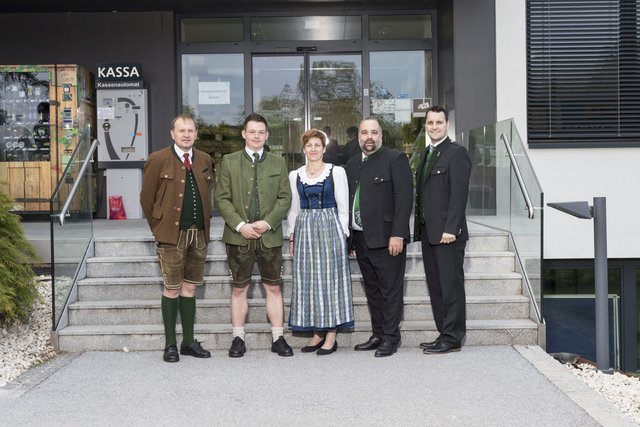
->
[55,220,540,351]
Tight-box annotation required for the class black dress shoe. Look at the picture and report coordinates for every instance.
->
[316,341,337,356]
[301,338,325,353]
[180,340,211,358]
[163,344,179,363]
[228,336,246,358]
[354,336,382,351]
[374,340,400,357]
[422,341,461,355]
[419,339,440,350]
[271,336,294,357]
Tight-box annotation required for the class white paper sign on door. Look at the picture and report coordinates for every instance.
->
[199,82,230,105]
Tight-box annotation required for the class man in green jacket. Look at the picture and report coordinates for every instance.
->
[215,113,293,357]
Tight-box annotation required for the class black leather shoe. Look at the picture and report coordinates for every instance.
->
[316,341,337,356]
[271,336,294,357]
[422,341,461,355]
[180,340,211,358]
[301,338,325,353]
[374,340,400,357]
[354,336,382,351]
[419,339,440,350]
[228,336,246,358]
[163,344,179,363]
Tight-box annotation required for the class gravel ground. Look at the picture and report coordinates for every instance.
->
[0,275,57,387]
[1,275,639,425]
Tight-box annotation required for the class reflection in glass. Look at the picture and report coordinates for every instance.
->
[181,18,243,43]
[461,120,544,321]
[309,54,362,167]
[50,125,94,329]
[253,56,305,171]
[253,54,363,171]
[369,15,432,40]
[181,54,245,169]
[251,16,361,41]
[369,51,431,162]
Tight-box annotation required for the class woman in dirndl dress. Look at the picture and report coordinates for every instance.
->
[287,128,353,355]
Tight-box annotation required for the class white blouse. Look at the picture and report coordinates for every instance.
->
[287,163,350,237]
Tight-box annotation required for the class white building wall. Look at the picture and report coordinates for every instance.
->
[495,0,640,259]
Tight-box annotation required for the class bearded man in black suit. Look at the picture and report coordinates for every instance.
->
[346,117,413,357]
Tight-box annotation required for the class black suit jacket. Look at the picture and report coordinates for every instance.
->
[346,147,414,249]
[413,137,472,245]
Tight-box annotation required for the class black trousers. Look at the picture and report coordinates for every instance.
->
[420,224,466,346]
[353,231,405,344]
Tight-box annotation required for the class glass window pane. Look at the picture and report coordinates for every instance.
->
[252,56,305,171]
[181,54,245,165]
[369,50,431,159]
[309,54,363,166]
[251,16,361,41]
[369,15,432,40]
[181,18,243,43]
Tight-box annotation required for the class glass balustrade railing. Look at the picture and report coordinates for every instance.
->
[49,125,96,330]
[460,119,544,322]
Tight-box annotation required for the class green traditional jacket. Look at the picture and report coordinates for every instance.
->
[215,149,292,248]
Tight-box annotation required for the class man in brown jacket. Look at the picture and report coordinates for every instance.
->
[140,113,214,362]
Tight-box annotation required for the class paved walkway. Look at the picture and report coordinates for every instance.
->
[14,220,634,425]
[0,345,633,426]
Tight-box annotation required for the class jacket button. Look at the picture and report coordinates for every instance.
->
[181,180,185,183]
[177,208,181,212]
[174,222,179,226]
[179,193,183,198]
[164,174,168,178]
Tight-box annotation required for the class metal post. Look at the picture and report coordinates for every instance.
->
[593,197,612,373]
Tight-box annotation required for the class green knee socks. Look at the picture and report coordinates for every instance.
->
[179,296,196,346]
[161,295,179,348]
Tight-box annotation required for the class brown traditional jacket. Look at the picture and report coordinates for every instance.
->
[140,146,214,244]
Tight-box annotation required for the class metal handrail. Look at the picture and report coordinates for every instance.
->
[58,138,99,226]
[500,133,535,219]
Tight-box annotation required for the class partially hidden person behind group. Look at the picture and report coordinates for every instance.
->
[346,117,413,357]
[215,113,294,358]
[321,125,345,166]
[414,105,472,355]
[342,125,360,163]
[140,113,214,363]
[287,129,354,356]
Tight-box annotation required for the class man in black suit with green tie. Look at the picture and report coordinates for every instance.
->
[414,105,472,354]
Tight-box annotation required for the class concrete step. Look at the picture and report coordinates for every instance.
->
[55,319,539,352]
[67,295,530,326]
[93,232,510,258]
[85,251,516,278]
[77,272,524,301]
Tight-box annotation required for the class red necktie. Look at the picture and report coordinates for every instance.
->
[183,153,191,171]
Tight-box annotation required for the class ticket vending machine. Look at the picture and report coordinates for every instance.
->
[96,64,148,219]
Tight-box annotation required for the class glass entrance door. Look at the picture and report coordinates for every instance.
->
[252,53,362,171]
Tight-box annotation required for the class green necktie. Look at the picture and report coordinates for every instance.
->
[421,146,436,182]
[354,156,368,227]
[248,153,260,222]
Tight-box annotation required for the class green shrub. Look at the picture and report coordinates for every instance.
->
[0,190,40,325]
